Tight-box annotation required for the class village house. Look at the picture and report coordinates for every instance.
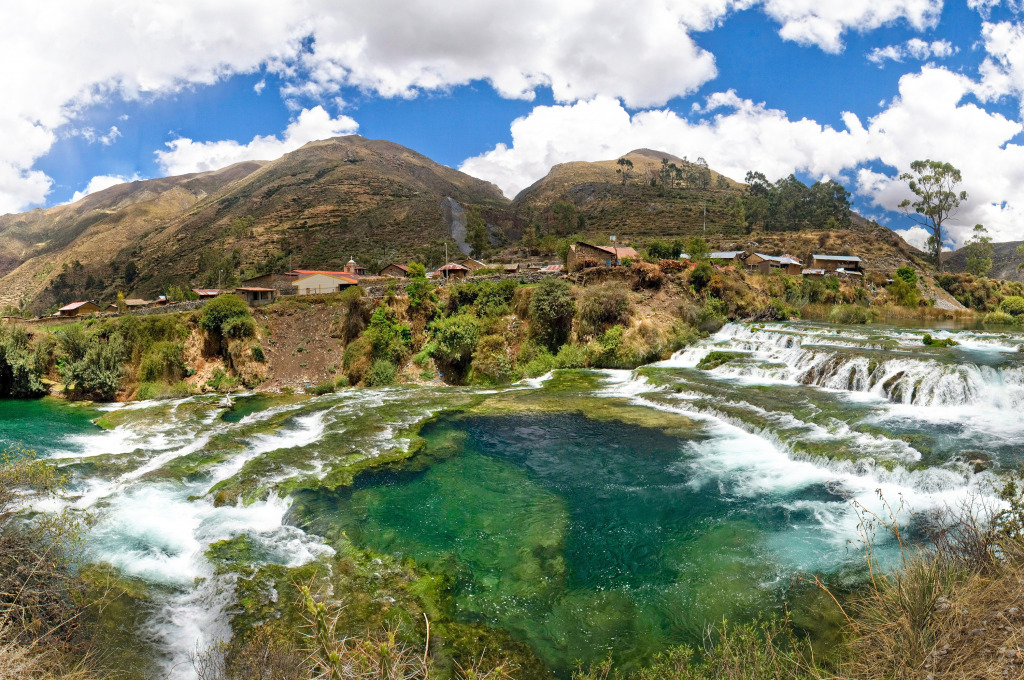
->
[343,258,367,276]
[539,264,565,274]
[709,250,746,265]
[104,304,119,314]
[807,254,863,274]
[240,272,299,294]
[293,270,360,295]
[379,263,410,278]
[236,287,280,306]
[58,301,99,317]
[193,289,226,299]
[123,298,154,310]
[744,253,803,276]
[503,263,521,274]
[458,257,488,271]
[566,242,640,272]
[436,262,470,281]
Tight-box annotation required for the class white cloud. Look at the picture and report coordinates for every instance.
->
[867,38,956,65]
[66,174,142,204]
[460,94,873,199]
[155,105,357,175]
[896,226,932,250]
[758,0,943,53]
[977,21,1024,105]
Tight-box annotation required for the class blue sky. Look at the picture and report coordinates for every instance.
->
[5,1,1024,249]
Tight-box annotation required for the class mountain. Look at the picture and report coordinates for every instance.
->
[0,139,921,314]
[508,149,746,240]
[0,136,511,312]
[942,240,1024,281]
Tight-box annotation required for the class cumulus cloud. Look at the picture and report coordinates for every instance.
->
[867,38,956,65]
[463,65,1024,248]
[155,106,357,175]
[460,94,873,199]
[66,174,142,204]
[758,0,943,53]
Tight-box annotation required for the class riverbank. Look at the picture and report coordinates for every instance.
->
[6,260,1009,405]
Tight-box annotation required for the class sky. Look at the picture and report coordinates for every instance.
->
[5,1,1024,251]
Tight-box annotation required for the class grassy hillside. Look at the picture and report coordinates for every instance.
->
[510,149,747,240]
[0,136,512,314]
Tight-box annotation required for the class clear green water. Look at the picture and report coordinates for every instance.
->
[0,397,101,454]
[297,412,791,673]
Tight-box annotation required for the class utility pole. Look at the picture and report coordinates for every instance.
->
[703,202,707,234]
[218,269,223,290]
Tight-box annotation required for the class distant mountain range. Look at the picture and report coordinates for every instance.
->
[0,135,921,313]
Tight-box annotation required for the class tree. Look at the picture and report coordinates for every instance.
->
[528,278,576,351]
[616,158,633,185]
[123,261,138,285]
[964,224,993,277]
[899,160,968,272]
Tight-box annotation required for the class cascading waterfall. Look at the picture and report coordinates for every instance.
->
[3,320,1022,678]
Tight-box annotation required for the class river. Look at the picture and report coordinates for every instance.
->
[2,321,1022,677]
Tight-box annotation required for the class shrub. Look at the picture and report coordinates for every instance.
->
[251,345,266,363]
[59,332,127,400]
[471,334,520,384]
[306,380,336,396]
[578,282,632,337]
[888,277,920,307]
[689,262,714,292]
[222,315,256,339]
[555,343,591,368]
[922,333,958,347]
[475,279,518,316]
[895,266,918,284]
[529,278,576,351]
[999,296,1024,316]
[429,314,480,382]
[138,341,186,382]
[364,307,412,364]
[828,305,878,325]
[517,342,557,377]
[0,325,46,397]
[365,360,398,387]
[696,299,728,333]
[983,311,1016,326]
[199,295,250,334]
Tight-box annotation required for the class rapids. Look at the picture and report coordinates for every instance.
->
[1,321,1021,678]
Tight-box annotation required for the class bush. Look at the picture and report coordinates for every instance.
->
[888,277,920,307]
[199,295,250,334]
[0,325,46,397]
[689,262,714,293]
[922,333,959,347]
[828,305,878,325]
[578,282,632,337]
[429,314,480,382]
[895,266,918,284]
[999,295,1024,316]
[58,332,127,400]
[696,299,728,333]
[364,307,412,364]
[983,311,1016,326]
[251,345,266,363]
[555,343,591,368]
[365,360,398,387]
[306,380,336,396]
[138,341,186,382]
[222,315,256,340]
[517,342,557,377]
[471,334,520,384]
[529,278,576,351]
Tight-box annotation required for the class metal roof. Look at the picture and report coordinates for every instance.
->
[438,262,470,271]
[710,251,745,259]
[58,301,96,311]
[812,254,862,262]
